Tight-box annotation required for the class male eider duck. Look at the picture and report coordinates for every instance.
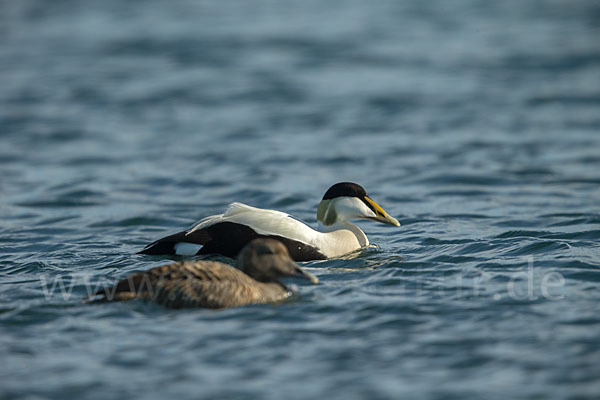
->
[89,239,318,309]
[139,182,400,261]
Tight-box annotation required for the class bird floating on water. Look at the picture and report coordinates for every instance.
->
[139,182,400,261]
[88,239,318,309]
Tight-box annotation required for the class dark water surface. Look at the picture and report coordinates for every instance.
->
[1,0,599,399]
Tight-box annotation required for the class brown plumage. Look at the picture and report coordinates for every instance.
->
[88,239,318,309]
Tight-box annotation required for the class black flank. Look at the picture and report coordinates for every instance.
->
[139,221,326,261]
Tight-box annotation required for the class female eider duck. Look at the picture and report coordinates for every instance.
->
[139,182,400,261]
[89,239,318,309]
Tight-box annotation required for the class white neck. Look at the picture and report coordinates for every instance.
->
[315,219,369,258]
[313,197,372,257]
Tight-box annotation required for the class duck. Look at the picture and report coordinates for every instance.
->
[139,182,400,261]
[88,239,318,309]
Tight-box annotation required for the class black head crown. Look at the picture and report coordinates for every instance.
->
[322,182,368,200]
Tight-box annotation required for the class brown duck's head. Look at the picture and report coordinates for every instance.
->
[238,239,318,284]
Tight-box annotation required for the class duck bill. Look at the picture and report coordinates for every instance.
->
[363,196,401,227]
[293,264,319,284]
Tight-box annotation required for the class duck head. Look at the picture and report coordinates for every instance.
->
[316,182,401,227]
[239,239,319,284]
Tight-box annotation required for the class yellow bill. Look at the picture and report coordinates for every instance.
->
[364,196,401,227]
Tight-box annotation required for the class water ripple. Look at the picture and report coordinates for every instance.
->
[1,0,599,399]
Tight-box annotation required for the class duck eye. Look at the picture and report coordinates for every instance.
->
[257,247,275,255]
